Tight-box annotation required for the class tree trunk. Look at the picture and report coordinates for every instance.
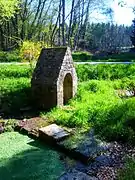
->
[62,0,65,46]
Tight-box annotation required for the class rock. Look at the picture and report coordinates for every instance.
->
[59,169,98,180]
[58,129,109,164]
[39,124,70,142]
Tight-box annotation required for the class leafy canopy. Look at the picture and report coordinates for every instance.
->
[0,0,19,23]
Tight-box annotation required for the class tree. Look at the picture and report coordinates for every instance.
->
[61,0,65,45]
[0,0,19,24]
[131,19,135,47]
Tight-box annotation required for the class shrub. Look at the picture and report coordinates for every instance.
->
[0,50,22,62]
[20,41,42,62]
[4,119,18,132]
[72,51,93,62]
[0,78,31,115]
[0,64,32,79]
[0,119,18,133]
[76,64,135,81]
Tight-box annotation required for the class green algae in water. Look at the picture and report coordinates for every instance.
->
[0,132,65,180]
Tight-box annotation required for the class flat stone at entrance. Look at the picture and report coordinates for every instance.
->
[39,124,69,142]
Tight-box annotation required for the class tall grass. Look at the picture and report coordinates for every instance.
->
[0,50,22,62]
[0,64,32,79]
[1,64,135,143]
[0,65,32,116]
[76,64,135,81]
[43,79,135,143]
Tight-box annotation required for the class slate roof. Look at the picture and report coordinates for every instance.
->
[32,47,70,85]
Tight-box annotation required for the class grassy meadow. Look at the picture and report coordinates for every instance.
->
[0,62,135,179]
[0,63,135,144]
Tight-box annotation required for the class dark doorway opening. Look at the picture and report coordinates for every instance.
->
[63,73,73,104]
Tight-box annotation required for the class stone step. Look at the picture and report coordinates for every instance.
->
[57,130,108,164]
[39,124,70,142]
[17,119,108,164]
[39,126,108,164]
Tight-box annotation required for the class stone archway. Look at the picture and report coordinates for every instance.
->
[63,73,73,104]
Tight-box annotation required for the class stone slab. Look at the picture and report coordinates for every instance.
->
[59,169,98,180]
[39,124,70,142]
[58,130,109,164]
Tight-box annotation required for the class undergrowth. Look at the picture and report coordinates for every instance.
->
[118,158,135,180]
[42,79,135,144]
[1,64,135,144]
[76,64,135,81]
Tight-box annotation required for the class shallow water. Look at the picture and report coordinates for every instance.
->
[0,132,67,180]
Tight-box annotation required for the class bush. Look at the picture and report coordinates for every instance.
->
[0,77,31,115]
[0,50,22,62]
[0,64,32,116]
[72,51,93,62]
[0,64,32,79]
[20,41,42,62]
[76,64,135,81]
[0,119,18,133]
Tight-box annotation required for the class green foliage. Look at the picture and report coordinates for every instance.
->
[0,0,19,24]
[72,51,93,62]
[72,51,135,63]
[0,65,31,115]
[92,52,135,62]
[0,77,31,115]
[76,64,135,81]
[1,63,135,144]
[3,119,18,132]
[43,79,135,144]
[0,50,22,62]
[0,64,32,78]
[118,158,135,180]
[20,41,42,62]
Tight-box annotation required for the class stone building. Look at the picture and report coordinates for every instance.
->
[31,47,77,109]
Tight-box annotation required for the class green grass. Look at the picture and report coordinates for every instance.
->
[72,51,135,62]
[76,64,135,81]
[118,158,135,180]
[0,64,34,115]
[0,63,135,179]
[0,64,32,79]
[72,51,93,61]
[0,50,22,62]
[42,79,135,143]
[1,50,135,63]
[1,64,135,143]
[0,77,31,115]
[0,132,66,180]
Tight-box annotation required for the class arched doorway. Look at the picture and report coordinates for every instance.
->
[63,73,73,104]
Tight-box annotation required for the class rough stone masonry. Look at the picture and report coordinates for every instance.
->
[31,47,77,109]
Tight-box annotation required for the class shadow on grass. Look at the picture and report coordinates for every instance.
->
[92,52,135,62]
[0,139,66,180]
[0,87,41,119]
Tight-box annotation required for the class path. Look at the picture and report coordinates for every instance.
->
[0,62,135,65]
